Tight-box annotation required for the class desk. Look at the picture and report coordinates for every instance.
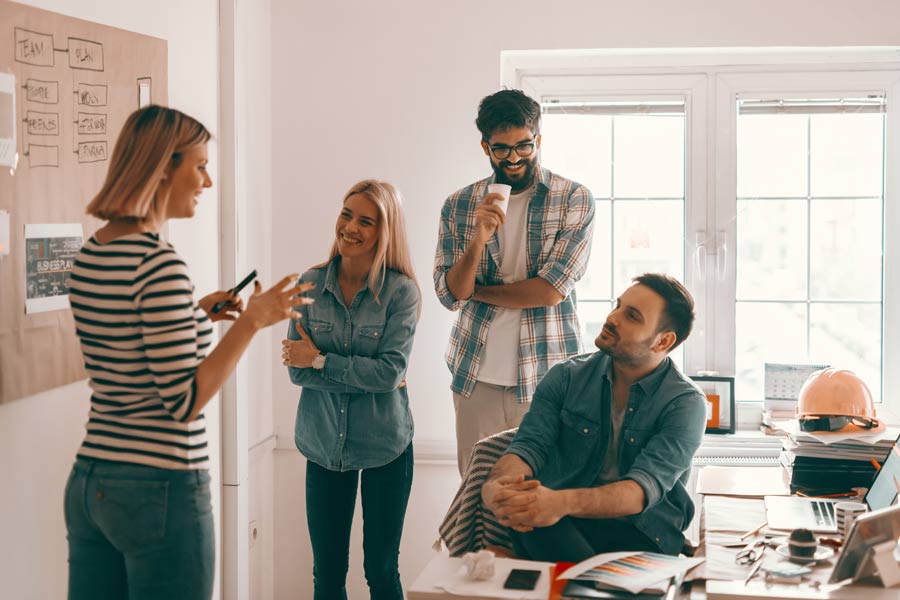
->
[408,554,552,600]
[701,578,900,599]
[409,551,898,600]
[413,473,898,599]
[697,487,899,599]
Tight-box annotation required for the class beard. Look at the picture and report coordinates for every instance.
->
[490,156,538,192]
[595,324,655,367]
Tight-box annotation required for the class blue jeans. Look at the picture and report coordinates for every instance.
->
[306,443,413,600]
[64,458,215,600]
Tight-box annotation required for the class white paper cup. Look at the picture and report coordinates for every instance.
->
[486,183,511,215]
[835,501,867,538]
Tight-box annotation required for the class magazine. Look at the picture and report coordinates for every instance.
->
[558,551,704,595]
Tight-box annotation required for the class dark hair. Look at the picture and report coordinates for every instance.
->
[632,273,695,351]
[475,89,541,142]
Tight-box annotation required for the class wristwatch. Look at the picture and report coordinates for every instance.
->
[312,353,326,370]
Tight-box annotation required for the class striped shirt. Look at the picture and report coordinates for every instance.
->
[69,232,213,470]
[433,167,595,404]
[438,428,517,556]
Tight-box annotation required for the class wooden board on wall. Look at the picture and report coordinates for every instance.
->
[0,1,167,404]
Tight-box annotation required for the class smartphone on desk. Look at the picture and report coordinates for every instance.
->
[503,568,541,590]
[212,269,257,313]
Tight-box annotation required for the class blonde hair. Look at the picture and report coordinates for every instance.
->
[86,105,211,222]
[320,180,422,318]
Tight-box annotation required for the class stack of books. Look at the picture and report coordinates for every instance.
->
[774,421,896,495]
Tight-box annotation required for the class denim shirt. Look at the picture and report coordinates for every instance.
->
[505,352,706,554]
[287,257,418,471]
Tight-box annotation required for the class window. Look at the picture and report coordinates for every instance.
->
[541,103,686,366]
[507,49,900,419]
[734,99,885,402]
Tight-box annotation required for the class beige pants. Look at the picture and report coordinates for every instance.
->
[453,381,530,476]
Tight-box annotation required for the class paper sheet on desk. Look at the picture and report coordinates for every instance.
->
[697,466,790,497]
[437,564,548,599]
[773,420,899,445]
[704,496,767,532]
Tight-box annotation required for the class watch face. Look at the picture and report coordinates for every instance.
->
[313,354,325,369]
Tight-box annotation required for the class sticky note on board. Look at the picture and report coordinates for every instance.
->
[137,77,151,108]
[0,210,9,256]
[0,72,16,169]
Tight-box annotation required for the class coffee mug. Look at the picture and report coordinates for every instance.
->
[834,501,867,538]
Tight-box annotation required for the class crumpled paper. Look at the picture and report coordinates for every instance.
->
[461,550,496,580]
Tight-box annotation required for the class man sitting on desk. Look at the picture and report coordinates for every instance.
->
[482,273,706,562]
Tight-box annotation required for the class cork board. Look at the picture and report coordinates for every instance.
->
[0,1,167,403]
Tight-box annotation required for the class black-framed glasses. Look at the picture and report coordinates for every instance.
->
[799,415,879,432]
[488,140,536,160]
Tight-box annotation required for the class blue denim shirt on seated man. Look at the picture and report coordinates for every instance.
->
[482,273,706,561]
[287,255,418,471]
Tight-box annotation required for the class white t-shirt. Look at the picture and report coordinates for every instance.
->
[477,187,531,386]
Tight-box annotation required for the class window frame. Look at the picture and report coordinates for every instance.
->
[505,48,900,426]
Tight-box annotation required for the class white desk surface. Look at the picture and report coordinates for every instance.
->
[702,578,900,599]
[408,553,553,600]
[409,552,899,600]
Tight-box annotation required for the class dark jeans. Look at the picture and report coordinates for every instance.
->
[306,443,413,600]
[512,516,661,563]
[64,458,214,600]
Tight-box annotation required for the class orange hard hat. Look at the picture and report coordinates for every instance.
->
[796,368,883,433]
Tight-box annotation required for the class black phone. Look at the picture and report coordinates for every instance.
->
[503,568,541,590]
[212,269,257,313]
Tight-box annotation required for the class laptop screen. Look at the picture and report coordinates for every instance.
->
[865,434,900,510]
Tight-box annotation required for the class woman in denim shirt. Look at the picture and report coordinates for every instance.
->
[282,179,420,600]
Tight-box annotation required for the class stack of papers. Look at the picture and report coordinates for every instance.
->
[772,421,896,494]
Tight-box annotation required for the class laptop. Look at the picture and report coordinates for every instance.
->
[765,433,900,533]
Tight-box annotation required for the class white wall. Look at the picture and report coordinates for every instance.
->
[0,1,219,599]
[269,0,900,597]
[233,0,277,597]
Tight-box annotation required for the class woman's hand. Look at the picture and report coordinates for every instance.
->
[243,276,315,331]
[199,290,243,322]
[282,320,320,368]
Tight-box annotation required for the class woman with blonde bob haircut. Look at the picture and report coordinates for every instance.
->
[282,179,421,600]
[66,105,313,599]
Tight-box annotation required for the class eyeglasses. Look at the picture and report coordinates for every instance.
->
[799,415,879,432]
[735,540,766,566]
[487,140,536,160]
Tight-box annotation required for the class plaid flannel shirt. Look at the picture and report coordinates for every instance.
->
[433,167,594,404]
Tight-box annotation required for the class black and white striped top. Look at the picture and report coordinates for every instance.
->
[69,232,213,470]
[438,428,516,555]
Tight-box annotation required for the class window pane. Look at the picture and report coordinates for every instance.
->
[736,199,807,301]
[809,303,881,401]
[736,302,806,400]
[577,300,611,349]
[737,114,807,198]
[613,115,684,198]
[541,114,612,198]
[810,198,882,300]
[810,114,883,198]
[613,200,684,294]
[576,200,612,299]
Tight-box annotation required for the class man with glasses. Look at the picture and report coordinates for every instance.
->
[434,89,595,474]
